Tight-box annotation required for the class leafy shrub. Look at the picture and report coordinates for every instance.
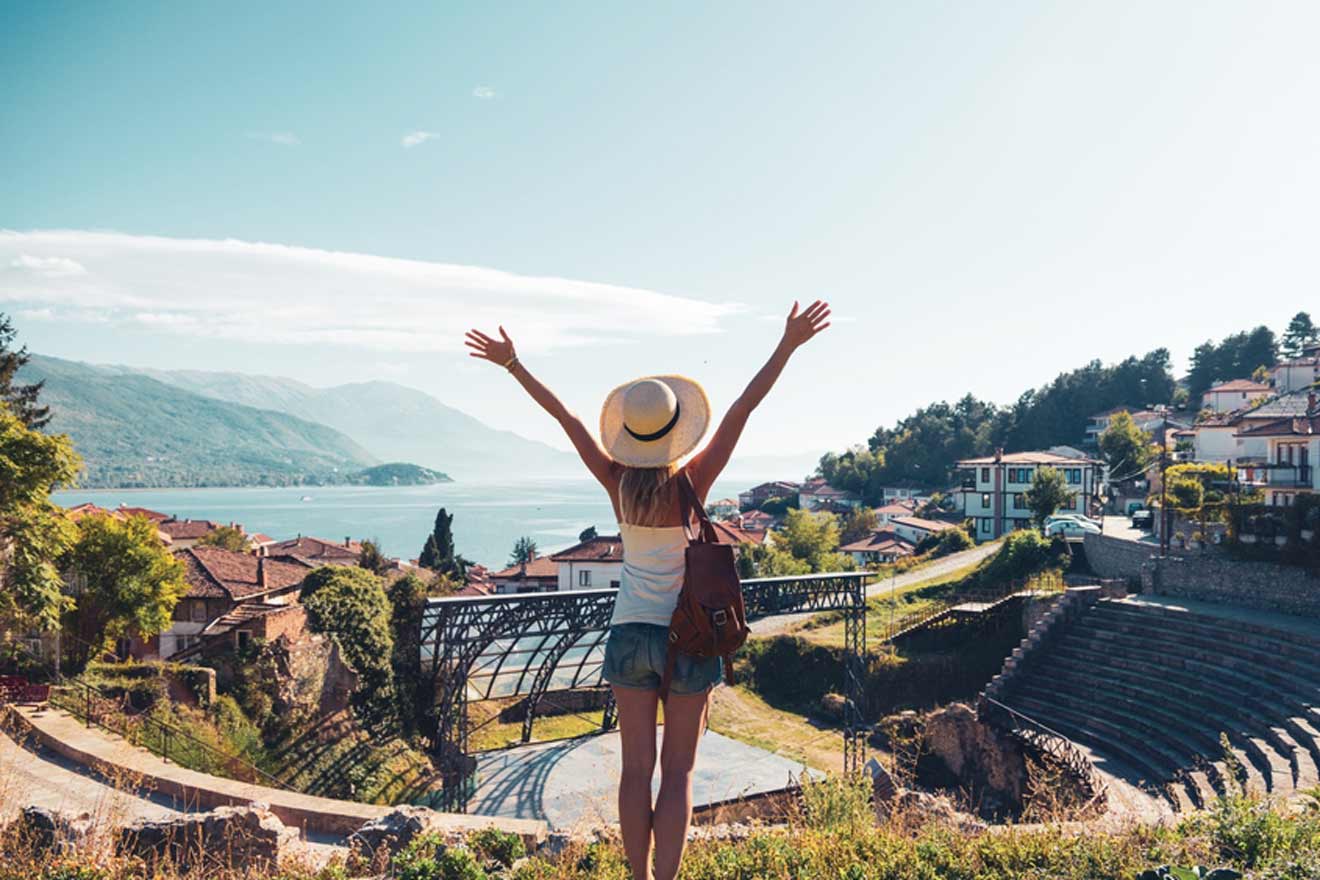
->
[932,527,974,558]
[301,565,397,724]
[967,530,1067,588]
[469,828,526,868]
[393,834,487,880]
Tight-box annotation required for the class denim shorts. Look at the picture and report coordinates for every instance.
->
[602,623,723,695]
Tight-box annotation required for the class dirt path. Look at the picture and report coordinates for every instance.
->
[748,540,1002,637]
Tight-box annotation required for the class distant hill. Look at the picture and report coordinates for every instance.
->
[132,367,578,478]
[348,462,452,486]
[20,355,380,488]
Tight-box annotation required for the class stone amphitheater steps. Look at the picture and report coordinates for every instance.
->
[994,596,1320,812]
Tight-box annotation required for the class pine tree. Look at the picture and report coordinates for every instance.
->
[0,312,51,430]
[509,536,538,566]
[578,525,598,543]
[1282,312,1319,359]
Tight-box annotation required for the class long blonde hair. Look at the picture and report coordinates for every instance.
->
[618,464,680,526]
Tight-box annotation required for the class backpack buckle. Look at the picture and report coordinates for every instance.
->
[712,609,728,625]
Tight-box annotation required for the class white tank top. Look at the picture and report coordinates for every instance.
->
[609,522,688,626]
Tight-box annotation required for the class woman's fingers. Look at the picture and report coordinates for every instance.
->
[788,301,800,320]
[468,329,496,344]
[498,325,512,343]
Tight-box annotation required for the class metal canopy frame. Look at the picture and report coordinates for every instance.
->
[420,572,870,811]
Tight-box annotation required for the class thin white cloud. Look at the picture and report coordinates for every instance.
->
[246,131,300,146]
[17,307,54,321]
[472,85,496,99]
[10,254,87,277]
[401,131,438,148]
[0,230,743,354]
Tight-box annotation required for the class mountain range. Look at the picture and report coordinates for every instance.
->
[19,355,576,487]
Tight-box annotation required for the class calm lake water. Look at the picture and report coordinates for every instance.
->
[53,474,762,569]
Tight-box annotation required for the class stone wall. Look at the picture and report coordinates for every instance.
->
[1142,554,1320,617]
[1081,533,1154,582]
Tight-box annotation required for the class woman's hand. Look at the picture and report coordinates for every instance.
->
[782,300,831,350]
[464,326,517,366]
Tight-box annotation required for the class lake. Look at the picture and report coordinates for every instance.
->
[53,474,764,569]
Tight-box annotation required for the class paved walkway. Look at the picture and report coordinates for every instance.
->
[469,729,810,829]
[1114,593,1320,640]
[749,540,1001,636]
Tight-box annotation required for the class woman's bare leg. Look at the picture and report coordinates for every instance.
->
[652,690,709,880]
[612,685,659,880]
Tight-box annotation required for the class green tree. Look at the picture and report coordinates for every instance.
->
[1187,326,1278,400]
[357,538,389,575]
[737,543,811,578]
[418,507,463,578]
[838,506,879,546]
[775,509,845,571]
[931,527,974,558]
[1098,411,1154,478]
[301,565,396,724]
[0,312,51,430]
[509,536,538,566]
[62,513,188,671]
[1282,311,1319,359]
[0,402,81,630]
[196,524,247,552]
[1024,467,1076,525]
[386,572,427,733]
[578,525,598,543]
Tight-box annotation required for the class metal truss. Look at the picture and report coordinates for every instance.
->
[420,572,870,811]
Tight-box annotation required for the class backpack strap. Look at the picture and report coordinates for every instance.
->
[676,471,718,544]
[722,652,736,686]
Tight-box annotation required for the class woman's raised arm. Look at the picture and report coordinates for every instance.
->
[686,301,830,499]
[465,327,616,488]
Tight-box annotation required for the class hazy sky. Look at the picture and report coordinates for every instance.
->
[2,2,1318,457]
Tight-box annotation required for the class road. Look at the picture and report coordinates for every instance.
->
[748,539,1002,637]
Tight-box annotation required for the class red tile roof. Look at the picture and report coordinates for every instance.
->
[839,528,916,554]
[1207,379,1273,394]
[1236,416,1320,438]
[875,501,918,515]
[890,515,959,533]
[116,505,171,523]
[710,520,759,545]
[159,518,222,540]
[490,556,560,580]
[65,502,111,520]
[180,546,312,601]
[265,535,362,562]
[550,535,624,562]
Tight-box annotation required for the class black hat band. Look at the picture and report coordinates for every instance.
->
[624,402,681,443]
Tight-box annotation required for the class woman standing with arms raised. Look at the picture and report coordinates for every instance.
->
[465,300,830,880]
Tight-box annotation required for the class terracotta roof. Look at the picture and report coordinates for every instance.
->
[802,482,857,499]
[839,529,916,554]
[490,556,560,580]
[1235,415,1320,438]
[710,498,739,508]
[875,501,918,515]
[249,533,276,545]
[742,480,799,494]
[65,502,111,520]
[265,535,362,562]
[456,581,494,597]
[116,505,170,523]
[159,518,222,540]
[550,535,624,563]
[890,516,959,533]
[1206,379,1273,394]
[957,451,1100,466]
[710,520,758,545]
[180,546,312,601]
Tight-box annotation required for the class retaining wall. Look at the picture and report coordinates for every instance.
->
[1081,533,1154,581]
[1142,554,1320,617]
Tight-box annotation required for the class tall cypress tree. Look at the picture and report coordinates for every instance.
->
[418,507,458,575]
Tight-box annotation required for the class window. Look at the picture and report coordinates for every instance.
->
[610,580,621,589]
[978,517,992,533]
[236,631,252,651]
[1065,468,1082,485]
[578,570,592,587]
[980,467,990,482]
[190,600,208,622]
[1012,493,1027,510]
[981,493,991,509]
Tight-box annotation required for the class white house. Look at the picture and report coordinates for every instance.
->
[1202,379,1274,414]
[798,478,862,511]
[1235,396,1319,507]
[889,515,960,545]
[550,535,624,591]
[706,497,740,520]
[1272,346,1320,393]
[489,555,560,594]
[875,482,927,503]
[956,450,1101,541]
[839,528,915,565]
[874,500,918,525]
[1085,407,1188,447]
[1190,387,1318,463]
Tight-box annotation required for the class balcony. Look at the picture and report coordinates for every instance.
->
[1240,464,1315,489]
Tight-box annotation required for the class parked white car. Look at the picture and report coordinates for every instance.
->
[1044,513,1102,529]
[1044,518,1102,537]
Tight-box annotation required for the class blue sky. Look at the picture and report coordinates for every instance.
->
[3,1,1319,457]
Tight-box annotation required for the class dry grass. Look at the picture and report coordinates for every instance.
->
[706,685,844,773]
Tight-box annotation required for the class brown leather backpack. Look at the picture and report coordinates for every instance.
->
[659,471,751,699]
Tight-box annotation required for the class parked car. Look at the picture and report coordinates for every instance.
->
[1130,509,1153,530]
[1044,518,1102,537]
[1044,513,1102,530]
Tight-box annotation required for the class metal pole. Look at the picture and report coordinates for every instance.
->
[1159,411,1170,556]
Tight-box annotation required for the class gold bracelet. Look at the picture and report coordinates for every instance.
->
[503,355,519,371]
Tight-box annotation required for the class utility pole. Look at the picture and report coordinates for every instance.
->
[1159,410,1170,556]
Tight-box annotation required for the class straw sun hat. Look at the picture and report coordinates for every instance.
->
[600,376,710,468]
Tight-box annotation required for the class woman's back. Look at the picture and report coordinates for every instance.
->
[612,520,688,626]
